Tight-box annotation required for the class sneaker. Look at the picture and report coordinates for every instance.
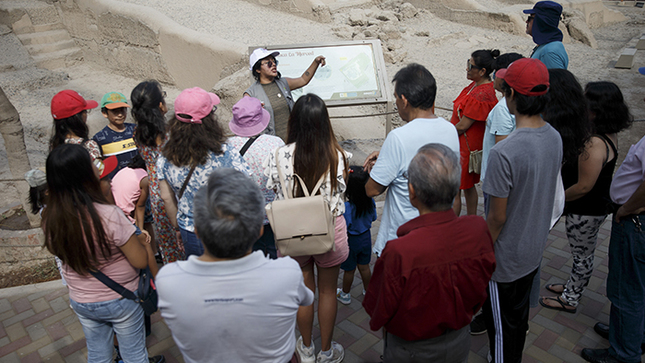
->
[296,336,315,363]
[336,288,351,305]
[470,314,487,335]
[316,341,344,363]
[149,355,165,363]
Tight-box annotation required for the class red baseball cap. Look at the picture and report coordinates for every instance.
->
[99,156,118,179]
[495,58,550,96]
[51,90,99,120]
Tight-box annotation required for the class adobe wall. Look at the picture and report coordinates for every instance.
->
[407,0,626,35]
[55,0,247,90]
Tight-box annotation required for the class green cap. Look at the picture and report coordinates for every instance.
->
[100,92,130,109]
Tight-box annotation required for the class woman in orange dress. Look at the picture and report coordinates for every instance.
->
[451,49,500,216]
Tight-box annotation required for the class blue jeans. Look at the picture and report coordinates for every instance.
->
[70,296,148,363]
[180,228,204,257]
[253,223,277,259]
[607,215,645,362]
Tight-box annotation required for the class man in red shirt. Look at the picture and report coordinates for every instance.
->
[363,143,496,362]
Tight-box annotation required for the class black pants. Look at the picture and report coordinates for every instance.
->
[482,268,538,363]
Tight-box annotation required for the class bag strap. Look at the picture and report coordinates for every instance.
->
[463,132,472,152]
[239,136,259,157]
[89,270,139,301]
[178,164,197,200]
[274,148,325,199]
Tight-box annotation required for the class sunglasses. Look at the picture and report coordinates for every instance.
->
[261,59,278,68]
[467,59,482,71]
[526,15,535,22]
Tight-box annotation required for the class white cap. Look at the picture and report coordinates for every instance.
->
[249,48,280,70]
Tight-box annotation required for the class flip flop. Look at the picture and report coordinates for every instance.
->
[539,296,577,313]
[545,283,565,294]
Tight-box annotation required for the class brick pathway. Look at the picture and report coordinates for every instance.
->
[0,199,620,363]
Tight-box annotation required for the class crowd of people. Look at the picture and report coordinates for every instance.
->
[30,1,645,362]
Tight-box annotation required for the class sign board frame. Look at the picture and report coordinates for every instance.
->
[248,40,394,134]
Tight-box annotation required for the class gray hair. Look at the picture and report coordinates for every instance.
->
[194,168,264,259]
[407,143,460,212]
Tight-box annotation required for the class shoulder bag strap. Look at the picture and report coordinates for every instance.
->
[275,148,291,199]
[178,164,197,200]
[89,270,139,301]
[239,136,259,157]
[463,132,472,152]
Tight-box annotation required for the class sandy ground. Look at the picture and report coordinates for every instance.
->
[0,0,644,210]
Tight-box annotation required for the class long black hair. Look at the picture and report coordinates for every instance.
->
[346,165,374,218]
[584,82,633,135]
[542,69,591,164]
[131,80,167,147]
[49,113,89,151]
[287,94,347,196]
[42,144,111,275]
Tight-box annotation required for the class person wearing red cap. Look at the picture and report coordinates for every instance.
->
[480,58,563,362]
[49,90,104,170]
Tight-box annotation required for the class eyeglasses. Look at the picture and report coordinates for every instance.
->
[467,59,481,71]
[261,59,278,68]
[526,15,534,23]
[162,91,167,99]
[212,105,218,112]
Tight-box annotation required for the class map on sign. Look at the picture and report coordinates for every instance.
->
[267,42,385,104]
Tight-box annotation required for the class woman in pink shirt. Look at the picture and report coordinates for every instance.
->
[42,144,162,363]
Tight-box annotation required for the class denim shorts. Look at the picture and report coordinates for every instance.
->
[340,230,372,271]
[180,228,204,258]
[70,296,148,363]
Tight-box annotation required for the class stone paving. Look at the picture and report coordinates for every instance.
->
[0,198,626,363]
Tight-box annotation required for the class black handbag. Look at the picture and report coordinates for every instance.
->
[90,267,158,316]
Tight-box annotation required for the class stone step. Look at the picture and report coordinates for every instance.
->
[32,46,82,70]
[17,29,70,45]
[25,38,76,55]
[33,22,64,33]
[615,47,637,69]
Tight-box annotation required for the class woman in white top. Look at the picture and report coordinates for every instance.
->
[265,94,350,363]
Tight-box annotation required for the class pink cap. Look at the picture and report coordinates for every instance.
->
[174,87,221,124]
[51,90,98,120]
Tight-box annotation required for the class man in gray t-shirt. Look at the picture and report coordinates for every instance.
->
[156,169,314,363]
[481,58,562,363]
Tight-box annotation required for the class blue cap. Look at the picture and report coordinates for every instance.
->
[524,1,564,45]
[639,67,645,75]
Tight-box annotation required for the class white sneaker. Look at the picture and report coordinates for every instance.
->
[336,288,351,305]
[296,336,315,363]
[316,341,344,363]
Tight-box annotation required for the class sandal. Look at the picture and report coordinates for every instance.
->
[545,283,565,294]
[539,296,577,313]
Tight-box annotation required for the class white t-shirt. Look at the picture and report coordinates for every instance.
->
[481,97,515,182]
[370,117,459,256]
[156,251,314,363]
